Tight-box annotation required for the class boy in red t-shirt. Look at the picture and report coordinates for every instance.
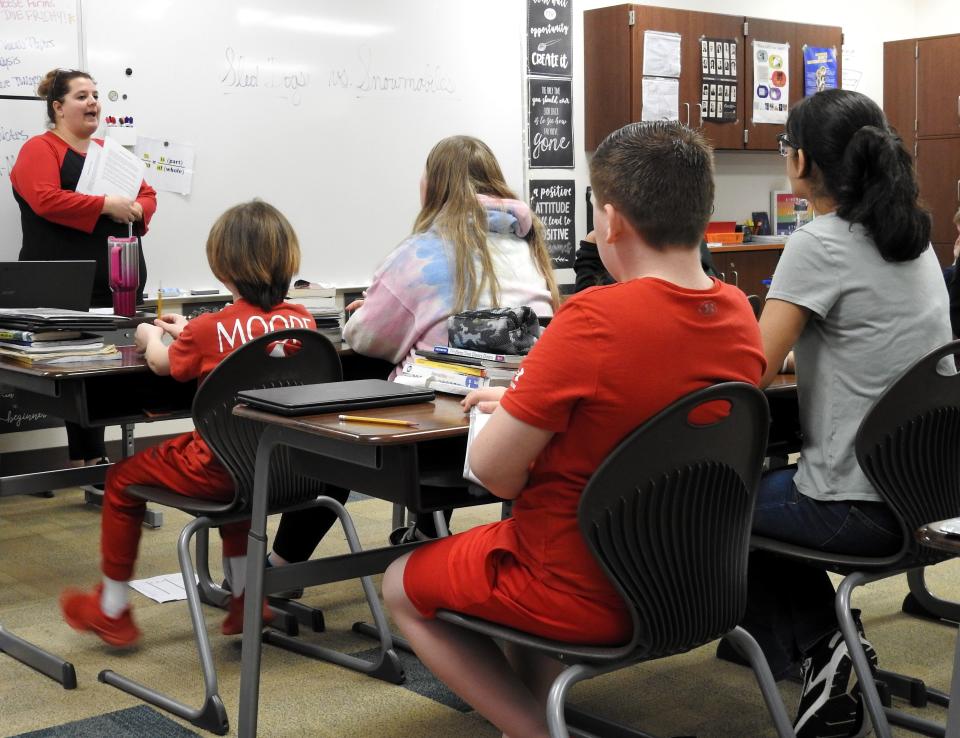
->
[61,200,316,647]
[382,122,765,737]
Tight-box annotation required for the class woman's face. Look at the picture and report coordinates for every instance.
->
[54,77,100,139]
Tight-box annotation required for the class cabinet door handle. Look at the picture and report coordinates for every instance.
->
[683,102,691,127]
[731,270,739,287]
[696,102,704,128]
[957,178,959,202]
[719,271,726,283]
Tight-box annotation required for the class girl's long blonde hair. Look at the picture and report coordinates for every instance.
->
[412,136,559,313]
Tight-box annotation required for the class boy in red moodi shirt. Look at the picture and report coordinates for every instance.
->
[61,200,315,647]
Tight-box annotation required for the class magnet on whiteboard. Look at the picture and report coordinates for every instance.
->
[108,90,119,102]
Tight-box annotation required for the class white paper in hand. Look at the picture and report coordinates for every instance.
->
[75,136,144,199]
[463,406,492,485]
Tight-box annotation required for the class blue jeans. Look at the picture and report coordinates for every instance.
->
[741,467,901,679]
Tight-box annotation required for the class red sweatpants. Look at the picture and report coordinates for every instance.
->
[100,431,249,581]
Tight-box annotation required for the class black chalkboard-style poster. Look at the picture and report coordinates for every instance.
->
[527,0,572,77]
[528,78,573,169]
[0,386,58,434]
[530,179,575,268]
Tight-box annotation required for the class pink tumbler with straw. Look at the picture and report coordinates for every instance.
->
[107,235,139,317]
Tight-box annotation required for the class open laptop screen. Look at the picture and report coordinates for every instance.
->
[0,261,97,311]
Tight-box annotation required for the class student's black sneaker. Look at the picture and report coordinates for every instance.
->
[794,614,877,738]
[388,522,436,546]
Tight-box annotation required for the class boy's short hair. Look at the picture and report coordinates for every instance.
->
[590,121,715,249]
[206,200,300,311]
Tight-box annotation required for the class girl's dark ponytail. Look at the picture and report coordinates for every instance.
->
[836,125,930,261]
[786,89,930,263]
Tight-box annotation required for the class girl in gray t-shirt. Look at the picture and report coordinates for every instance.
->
[738,89,951,738]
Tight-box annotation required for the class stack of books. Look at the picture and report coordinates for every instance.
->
[395,346,522,396]
[288,288,342,342]
[0,328,120,365]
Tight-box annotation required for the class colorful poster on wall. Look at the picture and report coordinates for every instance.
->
[752,40,789,124]
[803,45,838,96]
[526,0,572,77]
[701,37,738,123]
[530,180,575,268]
[528,78,573,168]
[771,190,814,236]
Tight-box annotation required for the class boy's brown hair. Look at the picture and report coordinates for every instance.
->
[206,200,300,311]
[589,121,715,249]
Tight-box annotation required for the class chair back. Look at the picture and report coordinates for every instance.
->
[856,340,960,567]
[191,328,342,513]
[578,382,769,660]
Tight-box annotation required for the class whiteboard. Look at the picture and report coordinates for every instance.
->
[0,0,82,97]
[79,0,527,291]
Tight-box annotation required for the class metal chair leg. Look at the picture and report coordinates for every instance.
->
[836,572,892,738]
[195,526,229,608]
[99,516,230,736]
[727,626,796,737]
[263,496,404,684]
[903,567,960,625]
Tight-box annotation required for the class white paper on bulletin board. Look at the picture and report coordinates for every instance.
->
[642,31,681,78]
[135,137,195,196]
[752,40,789,124]
[641,77,679,122]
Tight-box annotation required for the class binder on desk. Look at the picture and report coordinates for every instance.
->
[237,379,435,416]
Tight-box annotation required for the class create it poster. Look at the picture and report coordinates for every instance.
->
[803,46,838,96]
[752,41,789,124]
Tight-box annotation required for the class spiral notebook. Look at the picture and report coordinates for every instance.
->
[237,379,435,416]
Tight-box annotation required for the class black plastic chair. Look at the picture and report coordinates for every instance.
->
[437,382,796,738]
[97,328,398,735]
[752,340,960,738]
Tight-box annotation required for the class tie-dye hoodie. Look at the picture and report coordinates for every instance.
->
[343,197,554,376]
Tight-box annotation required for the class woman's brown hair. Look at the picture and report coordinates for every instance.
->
[37,68,94,125]
[413,136,559,313]
[206,200,300,310]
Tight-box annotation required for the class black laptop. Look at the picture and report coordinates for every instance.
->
[237,379,435,416]
[0,261,96,311]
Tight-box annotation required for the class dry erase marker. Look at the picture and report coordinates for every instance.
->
[156,282,163,317]
[337,415,419,427]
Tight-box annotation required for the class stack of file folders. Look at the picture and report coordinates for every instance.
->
[0,327,120,365]
[0,308,137,332]
[395,346,521,396]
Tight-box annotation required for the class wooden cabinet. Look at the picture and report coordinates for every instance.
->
[917,36,960,138]
[743,19,843,150]
[710,244,783,298]
[885,33,960,267]
[584,5,744,151]
[584,5,842,152]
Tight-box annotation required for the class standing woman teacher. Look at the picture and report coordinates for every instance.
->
[10,68,157,468]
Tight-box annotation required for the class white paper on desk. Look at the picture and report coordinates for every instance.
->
[641,77,679,122]
[643,30,681,78]
[130,572,199,603]
[462,407,492,485]
[75,137,143,200]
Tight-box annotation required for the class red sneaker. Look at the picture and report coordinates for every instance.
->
[221,593,275,636]
[60,585,141,648]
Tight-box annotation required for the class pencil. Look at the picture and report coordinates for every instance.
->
[337,414,419,427]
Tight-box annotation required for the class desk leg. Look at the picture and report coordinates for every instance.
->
[238,429,275,738]
[0,625,76,689]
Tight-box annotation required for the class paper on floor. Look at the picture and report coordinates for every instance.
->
[130,572,199,603]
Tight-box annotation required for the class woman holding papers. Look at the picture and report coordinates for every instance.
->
[10,68,157,468]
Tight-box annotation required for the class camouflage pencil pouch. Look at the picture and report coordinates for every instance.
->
[447,306,541,355]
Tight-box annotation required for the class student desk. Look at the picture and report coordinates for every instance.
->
[0,346,195,688]
[233,395,470,738]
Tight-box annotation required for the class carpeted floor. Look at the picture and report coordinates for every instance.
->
[2,487,958,737]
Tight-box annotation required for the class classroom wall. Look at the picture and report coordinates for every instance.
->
[556,0,922,255]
